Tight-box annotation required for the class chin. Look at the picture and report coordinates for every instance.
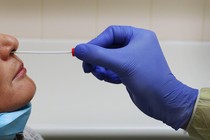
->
[0,76,36,112]
[13,75,37,110]
[25,75,36,101]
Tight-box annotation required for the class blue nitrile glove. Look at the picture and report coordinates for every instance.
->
[0,103,31,140]
[74,26,198,130]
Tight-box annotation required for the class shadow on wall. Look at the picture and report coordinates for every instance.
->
[43,136,194,140]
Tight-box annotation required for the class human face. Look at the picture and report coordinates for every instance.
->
[0,33,36,112]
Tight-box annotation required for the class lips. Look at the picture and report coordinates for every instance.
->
[13,63,27,80]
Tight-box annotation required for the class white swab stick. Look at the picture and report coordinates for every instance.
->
[12,51,72,54]
[12,48,75,56]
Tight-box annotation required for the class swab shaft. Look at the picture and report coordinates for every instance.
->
[12,51,72,54]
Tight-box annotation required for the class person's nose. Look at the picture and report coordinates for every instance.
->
[0,34,19,60]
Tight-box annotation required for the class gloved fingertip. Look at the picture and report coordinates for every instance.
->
[83,62,95,73]
[74,44,87,60]
[92,66,106,81]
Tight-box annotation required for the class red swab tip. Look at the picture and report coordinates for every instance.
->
[72,48,75,56]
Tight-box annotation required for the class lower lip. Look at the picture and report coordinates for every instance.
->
[15,67,27,80]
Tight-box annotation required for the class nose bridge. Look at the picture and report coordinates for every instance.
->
[0,34,18,60]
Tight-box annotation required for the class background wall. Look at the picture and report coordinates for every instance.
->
[0,0,209,41]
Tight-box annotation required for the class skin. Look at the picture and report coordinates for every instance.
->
[0,33,36,112]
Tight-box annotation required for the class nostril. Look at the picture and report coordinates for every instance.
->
[11,49,17,54]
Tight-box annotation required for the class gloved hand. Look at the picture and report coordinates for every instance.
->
[74,26,198,130]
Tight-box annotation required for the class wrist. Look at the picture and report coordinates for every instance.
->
[157,76,198,130]
[165,80,198,130]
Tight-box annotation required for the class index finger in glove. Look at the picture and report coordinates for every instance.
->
[88,25,133,49]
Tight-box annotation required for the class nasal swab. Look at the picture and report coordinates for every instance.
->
[13,51,71,54]
[12,48,75,56]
